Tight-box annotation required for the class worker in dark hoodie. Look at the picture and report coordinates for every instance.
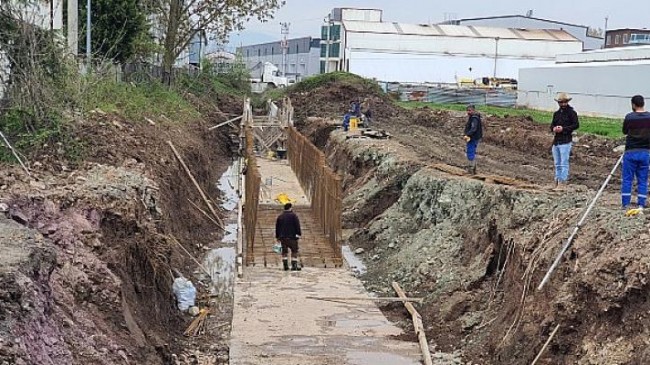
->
[275,203,302,271]
[550,92,579,188]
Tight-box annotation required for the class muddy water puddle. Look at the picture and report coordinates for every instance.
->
[199,160,240,297]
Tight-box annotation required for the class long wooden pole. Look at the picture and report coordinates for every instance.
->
[208,115,243,130]
[169,235,212,278]
[392,281,433,365]
[530,324,560,365]
[307,296,424,303]
[0,131,31,177]
[167,141,223,229]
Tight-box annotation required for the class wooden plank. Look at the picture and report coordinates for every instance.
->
[392,282,433,365]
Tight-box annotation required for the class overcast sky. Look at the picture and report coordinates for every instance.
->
[226,0,649,49]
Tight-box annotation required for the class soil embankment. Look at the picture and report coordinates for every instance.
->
[0,100,241,364]
[289,74,650,364]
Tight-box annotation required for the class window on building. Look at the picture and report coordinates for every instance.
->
[606,35,611,45]
[247,49,249,57]
[615,34,620,44]
[264,48,267,56]
[271,47,274,55]
[320,61,325,74]
[330,43,340,57]
[331,25,341,41]
[320,44,327,57]
[296,44,299,54]
[258,49,261,57]
[624,34,629,44]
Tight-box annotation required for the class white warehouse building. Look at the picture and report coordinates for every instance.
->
[517,46,650,118]
[321,8,583,83]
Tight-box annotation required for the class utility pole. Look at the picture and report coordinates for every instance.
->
[604,16,609,48]
[86,0,91,72]
[280,22,290,77]
[68,0,78,56]
[493,37,500,78]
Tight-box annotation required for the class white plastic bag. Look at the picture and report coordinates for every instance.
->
[172,276,196,311]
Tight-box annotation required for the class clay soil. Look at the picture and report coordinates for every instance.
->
[289,76,650,365]
[0,98,241,364]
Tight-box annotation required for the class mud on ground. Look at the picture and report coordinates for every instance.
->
[0,105,239,364]
[290,77,650,364]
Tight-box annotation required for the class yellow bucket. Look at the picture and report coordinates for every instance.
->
[349,117,359,131]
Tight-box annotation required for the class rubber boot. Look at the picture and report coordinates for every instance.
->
[470,160,476,175]
[282,258,289,271]
[291,260,301,271]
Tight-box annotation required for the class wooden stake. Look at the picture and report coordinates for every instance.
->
[530,324,560,365]
[167,141,222,229]
[0,131,31,177]
[187,198,224,229]
[307,296,424,303]
[208,115,243,130]
[392,281,433,365]
[168,235,212,279]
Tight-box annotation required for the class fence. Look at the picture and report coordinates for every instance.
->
[286,126,342,259]
[382,82,517,107]
[242,103,261,267]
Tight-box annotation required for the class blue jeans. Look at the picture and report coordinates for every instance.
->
[552,143,572,182]
[621,150,650,208]
[466,140,479,161]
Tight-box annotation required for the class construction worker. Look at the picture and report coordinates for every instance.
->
[350,99,361,117]
[621,95,650,215]
[275,203,302,271]
[551,92,579,187]
[361,97,373,128]
[463,104,482,174]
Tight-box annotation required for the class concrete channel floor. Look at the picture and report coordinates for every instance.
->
[229,267,422,365]
[231,156,421,364]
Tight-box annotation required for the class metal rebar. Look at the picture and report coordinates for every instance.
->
[537,154,623,290]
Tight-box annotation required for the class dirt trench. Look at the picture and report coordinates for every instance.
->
[0,108,239,364]
[300,122,650,365]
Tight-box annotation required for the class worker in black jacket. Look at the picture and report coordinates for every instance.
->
[275,203,302,271]
[463,104,483,174]
[551,92,579,187]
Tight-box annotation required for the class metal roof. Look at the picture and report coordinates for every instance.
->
[451,15,590,30]
[342,20,580,42]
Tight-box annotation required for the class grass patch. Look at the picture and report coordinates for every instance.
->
[263,72,384,101]
[397,101,623,138]
[292,71,383,94]
[0,109,85,163]
[82,78,200,122]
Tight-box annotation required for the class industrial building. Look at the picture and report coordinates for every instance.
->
[517,45,650,117]
[443,14,603,50]
[321,8,583,83]
[237,37,321,82]
[605,29,650,48]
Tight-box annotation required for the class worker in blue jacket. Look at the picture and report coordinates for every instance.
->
[463,104,483,174]
[622,95,650,215]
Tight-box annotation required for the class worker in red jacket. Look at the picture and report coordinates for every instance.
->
[275,203,302,271]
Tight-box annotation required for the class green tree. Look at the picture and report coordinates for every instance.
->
[80,0,149,63]
[149,0,284,81]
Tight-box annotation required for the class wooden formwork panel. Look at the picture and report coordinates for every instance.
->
[246,205,343,268]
